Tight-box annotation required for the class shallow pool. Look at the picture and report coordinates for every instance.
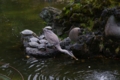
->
[0,0,120,80]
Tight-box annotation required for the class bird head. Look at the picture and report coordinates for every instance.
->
[44,26,52,30]
[43,26,52,33]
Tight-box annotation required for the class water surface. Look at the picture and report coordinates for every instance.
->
[0,0,120,80]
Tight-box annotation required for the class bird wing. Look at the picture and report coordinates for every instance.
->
[44,30,60,45]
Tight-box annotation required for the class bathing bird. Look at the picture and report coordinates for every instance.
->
[69,27,80,42]
[43,27,78,60]
[105,15,120,38]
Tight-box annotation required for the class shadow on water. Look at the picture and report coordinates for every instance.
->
[0,0,120,80]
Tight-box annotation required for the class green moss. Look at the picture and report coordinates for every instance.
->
[115,47,119,54]
[56,0,120,32]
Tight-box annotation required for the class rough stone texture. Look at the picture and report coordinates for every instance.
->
[40,7,61,23]
[38,4,120,59]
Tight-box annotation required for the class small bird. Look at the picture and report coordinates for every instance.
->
[43,26,78,60]
[69,27,80,42]
[105,15,120,38]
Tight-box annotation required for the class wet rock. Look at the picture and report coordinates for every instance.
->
[29,37,39,42]
[39,7,61,23]
[25,47,59,57]
[60,37,71,48]
[22,4,120,59]
[39,39,48,44]
[20,29,62,58]
[28,42,40,48]
[46,43,54,48]
[72,43,84,51]
[37,44,46,50]
[39,7,65,36]
[39,34,45,39]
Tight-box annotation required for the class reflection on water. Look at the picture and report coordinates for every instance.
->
[1,56,120,80]
[84,71,118,80]
[24,58,120,80]
[0,0,120,80]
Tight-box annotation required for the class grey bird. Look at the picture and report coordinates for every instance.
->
[43,27,78,60]
[105,15,120,38]
[69,27,80,42]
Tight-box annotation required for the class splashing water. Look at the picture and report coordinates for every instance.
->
[85,71,118,80]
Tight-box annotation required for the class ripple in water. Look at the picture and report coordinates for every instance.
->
[26,58,120,80]
[84,71,118,80]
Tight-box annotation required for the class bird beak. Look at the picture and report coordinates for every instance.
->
[72,55,78,60]
[69,51,78,60]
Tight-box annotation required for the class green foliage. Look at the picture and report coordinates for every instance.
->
[65,10,70,15]
[69,0,74,3]
[56,0,120,31]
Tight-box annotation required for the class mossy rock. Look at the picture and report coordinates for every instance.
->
[54,0,120,33]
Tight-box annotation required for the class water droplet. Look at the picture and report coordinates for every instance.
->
[88,66,91,68]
